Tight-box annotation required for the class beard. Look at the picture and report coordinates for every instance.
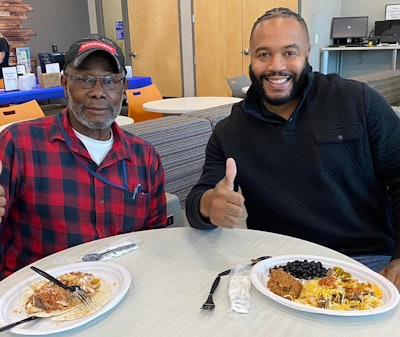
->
[66,89,123,130]
[249,61,310,106]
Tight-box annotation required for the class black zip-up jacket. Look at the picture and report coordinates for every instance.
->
[186,70,400,259]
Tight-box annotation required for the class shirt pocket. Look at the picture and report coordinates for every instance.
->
[120,190,151,232]
[315,123,364,177]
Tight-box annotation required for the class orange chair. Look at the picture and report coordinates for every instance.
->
[0,100,45,127]
[126,84,164,122]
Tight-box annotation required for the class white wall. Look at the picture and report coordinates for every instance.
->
[87,0,98,34]
[102,0,124,52]
[341,0,389,33]
[265,0,397,77]
[24,0,90,64]
[339,0,397,77]
[301,0,341,71]
[179,0,195,96]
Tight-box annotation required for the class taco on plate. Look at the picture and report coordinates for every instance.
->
[22,271,111,321]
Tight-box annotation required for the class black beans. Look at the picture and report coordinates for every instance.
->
[270,260,328,280]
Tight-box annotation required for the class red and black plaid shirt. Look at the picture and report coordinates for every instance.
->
[0,108,166,279]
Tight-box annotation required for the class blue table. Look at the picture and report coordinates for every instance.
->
[0,76,152,105]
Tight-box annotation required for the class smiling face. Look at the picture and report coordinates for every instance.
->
[61,52,127,140]
[249,17,311,118]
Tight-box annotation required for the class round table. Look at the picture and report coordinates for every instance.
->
[0,227,398,336]
[142,96,242,114]
[115,115,134,126]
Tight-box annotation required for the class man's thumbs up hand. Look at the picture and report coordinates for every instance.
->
[225,157,236,191]
[199,158,244,228]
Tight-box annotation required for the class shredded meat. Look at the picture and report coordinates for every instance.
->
[28,284,79,312]
[25,272,97,314]
[267,268,303,300]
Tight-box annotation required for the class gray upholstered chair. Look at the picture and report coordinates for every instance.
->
[225,74,251,98]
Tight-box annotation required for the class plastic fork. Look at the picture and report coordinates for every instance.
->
[81,243,137,261]
[201,269,231,310]
[30,266,92,305]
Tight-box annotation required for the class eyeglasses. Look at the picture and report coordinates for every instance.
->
[65,73,125,91]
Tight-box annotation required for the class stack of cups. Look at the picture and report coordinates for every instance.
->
[27,73,37,87]
[18,74,36,91]
[18,75,32,91]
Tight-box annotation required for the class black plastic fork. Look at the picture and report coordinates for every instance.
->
[201,268,231,310]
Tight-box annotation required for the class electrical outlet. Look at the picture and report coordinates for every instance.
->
[314,34,319,44]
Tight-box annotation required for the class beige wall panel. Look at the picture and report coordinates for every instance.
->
[193,0,243,97]
[127,0,182,97]
[194,0,298,97]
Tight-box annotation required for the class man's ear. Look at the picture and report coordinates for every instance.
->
[60,74,68,98]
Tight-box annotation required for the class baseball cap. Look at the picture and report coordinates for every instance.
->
[64,34,126,74]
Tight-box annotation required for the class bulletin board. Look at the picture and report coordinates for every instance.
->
[386,4,400,20]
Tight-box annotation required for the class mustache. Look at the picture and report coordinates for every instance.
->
[260,71,296,80]
[80,102,112,110]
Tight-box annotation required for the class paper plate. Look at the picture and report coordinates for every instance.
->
[250,255,400,316]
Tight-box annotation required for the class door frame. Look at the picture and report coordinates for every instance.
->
[94,0,132,66]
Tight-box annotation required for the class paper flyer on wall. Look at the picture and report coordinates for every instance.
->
[16,47,32,73]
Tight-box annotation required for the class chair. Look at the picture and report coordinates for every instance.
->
[126,84,164,122]
[225,74,251,98]
[165,192,184,227]
[0,100,45,127]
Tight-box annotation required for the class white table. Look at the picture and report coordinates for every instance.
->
[142,96,242,114]
[115,115,134,126]
[0,227,398,337]
[320,45,400,76]
[242,86,249,93]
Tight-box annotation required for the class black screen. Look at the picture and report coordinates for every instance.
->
[331,16,368,39]
[38,52,65,73]
[374,20,391,36]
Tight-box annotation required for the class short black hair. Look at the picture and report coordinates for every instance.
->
[250,7,310,44]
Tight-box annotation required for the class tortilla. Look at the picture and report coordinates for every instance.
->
[21,271,111,321]
[52,279,111,321]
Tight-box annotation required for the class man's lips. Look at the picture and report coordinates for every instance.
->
[84,106,109,114]
[263,76,291,90]
[267,77,290,84]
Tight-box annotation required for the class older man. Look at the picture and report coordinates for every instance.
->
[0,34,166,279]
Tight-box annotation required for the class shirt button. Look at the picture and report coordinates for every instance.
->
[99,199,105,204]
[338,135,344,140]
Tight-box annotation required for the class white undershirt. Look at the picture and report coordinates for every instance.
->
[73,129,114,165]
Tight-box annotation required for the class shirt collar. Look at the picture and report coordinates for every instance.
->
[49,107,131,164]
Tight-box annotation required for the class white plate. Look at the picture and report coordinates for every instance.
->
[0,262,131,335]
[250,254,400,316]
